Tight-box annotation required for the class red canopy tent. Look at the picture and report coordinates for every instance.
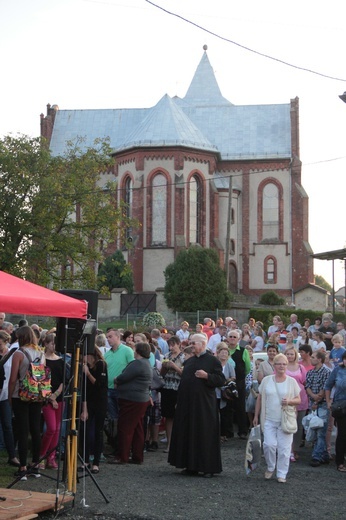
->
[0,271,87,319]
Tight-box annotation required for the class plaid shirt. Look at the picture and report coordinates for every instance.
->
[305,365,330,407]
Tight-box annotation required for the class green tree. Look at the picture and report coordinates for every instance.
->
[259,291,285,306]
[0,134,134,288]
[98,250,133,294]
[164,246,231,312]
[314,274,333,293]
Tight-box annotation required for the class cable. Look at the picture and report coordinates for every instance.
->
[2,154,345,207]
[144,0,346,83]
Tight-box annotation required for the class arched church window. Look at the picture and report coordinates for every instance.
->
[262,183,279,240]
[124,176,133,240]
[264,256,277,284]
[152,173,167,245]
[189,175,202,244]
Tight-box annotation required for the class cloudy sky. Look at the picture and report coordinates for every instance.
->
[1,0,345,290]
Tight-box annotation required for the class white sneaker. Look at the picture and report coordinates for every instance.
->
[160,437,168,443]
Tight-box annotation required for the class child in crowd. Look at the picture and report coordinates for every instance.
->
[329,334,346,368]
[312,331,326,352]
[246,357,263,425]
[336,322,346,346]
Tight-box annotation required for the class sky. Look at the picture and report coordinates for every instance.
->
[1,0,345,291]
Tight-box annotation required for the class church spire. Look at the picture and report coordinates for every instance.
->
[184,46,232,106]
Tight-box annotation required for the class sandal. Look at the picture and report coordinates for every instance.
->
[78,464,90,471]
[337,465,346,472]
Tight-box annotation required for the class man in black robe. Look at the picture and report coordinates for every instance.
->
[168,333,225,477]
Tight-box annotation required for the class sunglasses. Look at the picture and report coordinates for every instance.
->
[189,341,201,345]
[228,335,238,339]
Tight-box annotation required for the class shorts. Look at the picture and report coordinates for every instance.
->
[147,401,162,426]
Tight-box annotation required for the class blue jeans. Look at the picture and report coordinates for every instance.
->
[312,403,329,462]
[107,388,119,420]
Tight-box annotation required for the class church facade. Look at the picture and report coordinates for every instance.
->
[41,50,313,299]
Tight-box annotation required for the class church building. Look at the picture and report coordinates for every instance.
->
[41,48,313,299]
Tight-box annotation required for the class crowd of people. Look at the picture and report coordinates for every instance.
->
[0,310,346,483]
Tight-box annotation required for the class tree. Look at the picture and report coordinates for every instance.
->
[259,291,285,306]
[164,246,231,312]
[0,134,134,288]
[314,274,333,293]
[98,250,134,294]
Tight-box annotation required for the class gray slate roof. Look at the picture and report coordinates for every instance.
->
[49,52,291,160]
[114,93,218,154]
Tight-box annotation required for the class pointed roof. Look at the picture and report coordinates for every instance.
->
[183,51,233,106]
[113,94,218,154]
[49,51,291,161]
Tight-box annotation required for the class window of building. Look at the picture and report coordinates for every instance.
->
[265,256,276,284]
[124,177,133,240]
[189,175,202,244]
[230,239,235,255]
[152,173,167,245]
[262,183,279,240]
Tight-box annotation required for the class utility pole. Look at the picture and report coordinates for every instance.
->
[225,175,232,288]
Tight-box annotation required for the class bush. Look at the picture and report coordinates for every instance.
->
[142,312,166,329]
[249,308,346,331]
[259,291,285,306]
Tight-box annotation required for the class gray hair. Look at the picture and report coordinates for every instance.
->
[192,333,207,345]
[96,333,107,347]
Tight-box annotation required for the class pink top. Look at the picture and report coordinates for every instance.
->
[299,360,313,372]
[286,364,308,411]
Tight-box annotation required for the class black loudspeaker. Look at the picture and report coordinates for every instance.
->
[55,289,98,354]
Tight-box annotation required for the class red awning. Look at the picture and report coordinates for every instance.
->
[0,271,88,319]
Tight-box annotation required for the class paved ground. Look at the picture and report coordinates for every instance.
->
[11,435,345,520]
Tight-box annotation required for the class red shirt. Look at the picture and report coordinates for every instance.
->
[202,325,213,339]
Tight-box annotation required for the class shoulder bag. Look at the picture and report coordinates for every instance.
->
[331,399,346,419]
[273,377,297,434]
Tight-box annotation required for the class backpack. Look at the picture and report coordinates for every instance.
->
[19,349,52,403]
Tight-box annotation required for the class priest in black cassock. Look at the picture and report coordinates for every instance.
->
[168,333,226,477]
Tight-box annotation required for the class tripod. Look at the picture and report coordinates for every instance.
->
[65,339,109,504]
[7,330,109,509]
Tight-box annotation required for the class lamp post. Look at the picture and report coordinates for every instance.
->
[339,93,346,316]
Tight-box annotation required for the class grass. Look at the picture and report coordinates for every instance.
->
[98,319,147,332]
[0,450,14,487]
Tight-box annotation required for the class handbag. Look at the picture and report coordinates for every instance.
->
[151,366,164,391]
[273,377,297,434]
[331,399,346,419]
[221,379,238,401]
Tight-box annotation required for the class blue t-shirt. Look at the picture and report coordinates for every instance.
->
[325,365,346,402]
[329,347,346,367]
